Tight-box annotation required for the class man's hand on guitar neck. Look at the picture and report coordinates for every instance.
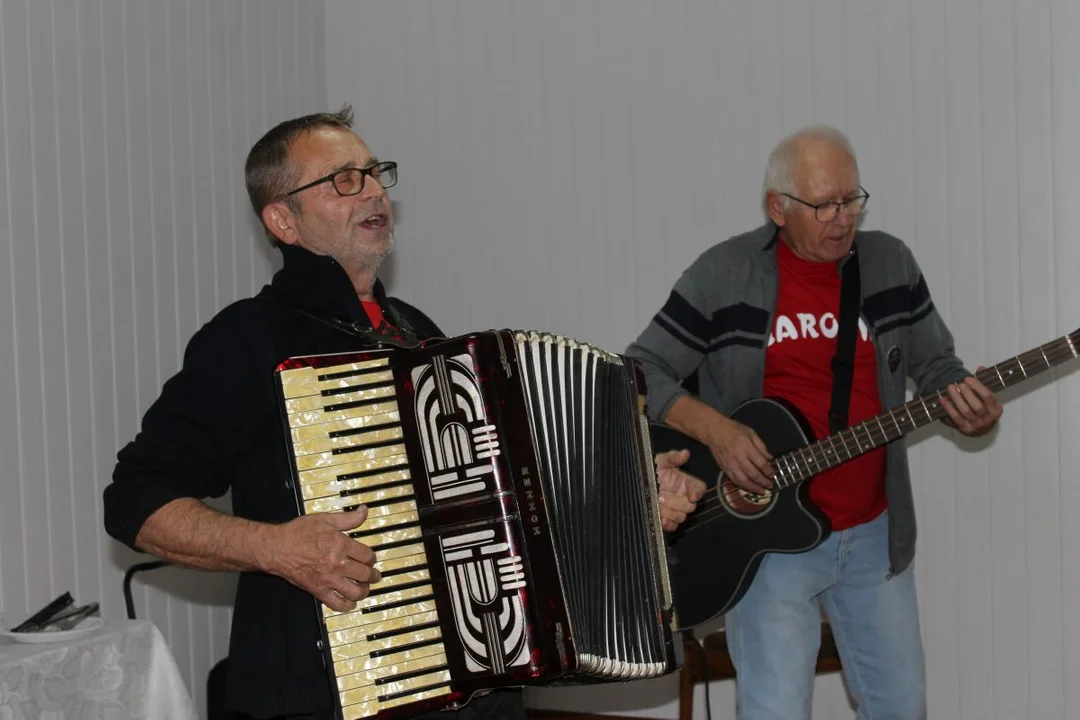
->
[665,396,775,495]
[940,367,1003,437]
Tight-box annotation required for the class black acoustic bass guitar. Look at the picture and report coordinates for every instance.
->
[651,328,1080,630]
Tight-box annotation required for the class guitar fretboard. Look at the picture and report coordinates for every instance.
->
[773,329,1080,489]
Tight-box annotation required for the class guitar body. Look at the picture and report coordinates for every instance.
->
[652,397,833,630]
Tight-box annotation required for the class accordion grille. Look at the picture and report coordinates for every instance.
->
[512,332,671,680]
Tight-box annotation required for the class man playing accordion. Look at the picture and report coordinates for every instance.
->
[103,106,705,720]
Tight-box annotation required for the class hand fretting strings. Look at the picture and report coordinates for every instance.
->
[681,329,1080,533]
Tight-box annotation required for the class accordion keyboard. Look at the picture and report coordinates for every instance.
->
[279,356,452,720]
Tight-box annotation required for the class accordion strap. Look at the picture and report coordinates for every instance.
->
[292,305,424,350]
[269,286,426,351]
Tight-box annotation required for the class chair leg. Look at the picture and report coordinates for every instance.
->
[679,664,694,720]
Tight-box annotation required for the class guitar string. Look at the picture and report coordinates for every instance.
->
[686,376,996,525]
[694,339,1080,504]
[685,382,959,518]
[673,339,1080,533]
[687,382,955,518]
[682,378,967,528]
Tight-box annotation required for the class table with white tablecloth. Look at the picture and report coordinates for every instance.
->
[0,618,197,720]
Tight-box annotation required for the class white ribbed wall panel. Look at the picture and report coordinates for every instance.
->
[327,2,1080,718]
[0,1,326,717]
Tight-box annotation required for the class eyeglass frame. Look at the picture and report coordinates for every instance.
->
[778,186,870,222]
[280,160,398,200]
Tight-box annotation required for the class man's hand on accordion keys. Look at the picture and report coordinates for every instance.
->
[260,506,383,612]
[655,449,708,532]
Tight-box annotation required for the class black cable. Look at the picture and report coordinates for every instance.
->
[695,634,713,720]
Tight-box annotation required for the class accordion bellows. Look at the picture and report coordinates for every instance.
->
[275,330,676,720]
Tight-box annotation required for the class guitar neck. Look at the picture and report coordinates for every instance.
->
[773,329,1080,489]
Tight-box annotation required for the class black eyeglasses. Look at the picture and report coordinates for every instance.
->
[283,161,398,199]
[781,186,870,222]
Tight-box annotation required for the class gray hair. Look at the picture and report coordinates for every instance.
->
[245,104,356,222]
[762,125,858,208]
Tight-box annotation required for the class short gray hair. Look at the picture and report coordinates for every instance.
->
[245,104,356,219]
[763,125,858,208]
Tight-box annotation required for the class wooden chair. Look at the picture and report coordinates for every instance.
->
[678,619,842,720]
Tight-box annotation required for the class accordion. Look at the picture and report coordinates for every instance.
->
[275,330,677,720]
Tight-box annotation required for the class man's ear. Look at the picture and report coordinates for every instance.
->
[765,190,788,227]
[262,202,300,246]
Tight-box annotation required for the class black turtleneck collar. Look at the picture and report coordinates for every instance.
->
[271,243,389,326]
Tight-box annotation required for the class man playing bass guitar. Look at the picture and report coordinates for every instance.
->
[625,125,1002,720]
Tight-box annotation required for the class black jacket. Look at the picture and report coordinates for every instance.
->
[104,244,521,718]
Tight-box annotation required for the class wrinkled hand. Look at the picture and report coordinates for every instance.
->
[707,417,774,494]
[940,368,1003,437]
[656,449,707,532]
[264,507,381,612]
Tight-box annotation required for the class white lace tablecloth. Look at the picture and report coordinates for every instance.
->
[0,618,196,720]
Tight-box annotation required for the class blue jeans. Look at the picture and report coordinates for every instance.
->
[724,511,926,720]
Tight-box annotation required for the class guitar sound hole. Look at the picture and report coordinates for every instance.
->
[716,473,774,517]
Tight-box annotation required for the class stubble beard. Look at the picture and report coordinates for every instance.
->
[349,226,395,276]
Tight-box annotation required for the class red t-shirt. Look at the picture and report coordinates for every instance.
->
[762,241,887,530]
[361,299,423,349]
[362,299,386,329]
